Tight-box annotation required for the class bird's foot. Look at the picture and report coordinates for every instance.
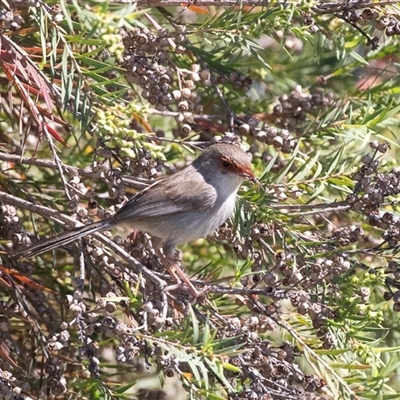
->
[173,249,182,262]
[163,282,209,302]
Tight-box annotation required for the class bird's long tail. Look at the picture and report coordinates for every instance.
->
[13,219,113,259]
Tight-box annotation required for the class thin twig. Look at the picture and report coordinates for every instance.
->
[112,0,287,5]
[268,200,352,216]
[42,125,72,201]
[313,0,400,14]
[0,152,150,191]
[78,242,85,290]
[193,281,289,299]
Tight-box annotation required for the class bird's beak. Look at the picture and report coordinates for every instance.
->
[240,167,257,183]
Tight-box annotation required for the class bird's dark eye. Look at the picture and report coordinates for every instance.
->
[222,159,231,168]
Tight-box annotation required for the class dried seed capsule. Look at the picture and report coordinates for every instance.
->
[191,72,200,82]
[136,33,148,45]
[159,83,170,93]
[178,100,189,111]
[200,69,211,81]
[180,124,191,135]
[148,96,158,105]
[172,90,182,100]
[175,25,186,34]
[175,113,185,123]
[105,302,117,314]
[239,124,250,135]
[194,104,203,114]
[378,142,390,153]
[183,112,194,123]
[176,34,186,43]
[181,88,192,99]
[159,28,169,37]
[149,85,160,95]
[155,103,166,111]
[160,94,173,104]
[272,135,283,149]
[160,74,171,83]
[184,80,195,90]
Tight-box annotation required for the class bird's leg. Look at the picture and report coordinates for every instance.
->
[156,246,200,298]
[148,237,178,283]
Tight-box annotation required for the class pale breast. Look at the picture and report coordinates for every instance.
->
[133,172,244,250]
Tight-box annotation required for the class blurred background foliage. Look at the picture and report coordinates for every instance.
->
[2,0,400,399]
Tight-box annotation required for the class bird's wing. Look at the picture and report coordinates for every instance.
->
[114,168,217,220]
